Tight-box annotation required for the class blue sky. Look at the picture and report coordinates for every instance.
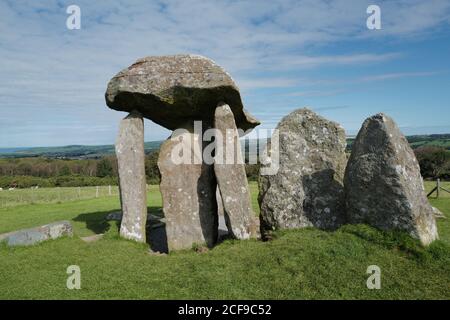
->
[1,0,450,147]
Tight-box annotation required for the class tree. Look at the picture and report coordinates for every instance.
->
[414,146,450,179]
[96,158,113,178]
[145,151,160,183]
[59,164,71,176]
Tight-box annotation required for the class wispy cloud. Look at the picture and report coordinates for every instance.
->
[286,90,345,97]
[0,0,450,147]
[359,71,442,82]
[313,105,352,112]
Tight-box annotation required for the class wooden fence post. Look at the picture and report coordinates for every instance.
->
[437,179,440,199]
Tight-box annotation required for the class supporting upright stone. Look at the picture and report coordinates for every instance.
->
[158,124,218,251]
[214,103,259,239]
[116,111,147,243]
[345,113,438,245]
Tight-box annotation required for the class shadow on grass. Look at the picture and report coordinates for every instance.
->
[338,224,450,263]
[73,210,114,234]
[73,206,169,253]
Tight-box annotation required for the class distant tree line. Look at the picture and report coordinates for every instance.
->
[2,145,446,189]
[414,146,450,180]
[0,153,160,188]
[0,150,261,188]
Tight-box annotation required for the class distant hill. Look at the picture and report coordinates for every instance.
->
[0,141,162,159]
[346,134,450,152]
[1,134,449,159]
[407,134,450,149]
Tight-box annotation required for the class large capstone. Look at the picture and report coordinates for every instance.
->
[214,103,259,239]
[158,124,218,251]
[344,113,438,245]
[116,112,148,243]
[105,54,260,132]
[259,108,347,232]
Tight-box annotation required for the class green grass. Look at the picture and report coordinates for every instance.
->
[0,185,120,208]
[425,180,450,199]
[0,182,449,300]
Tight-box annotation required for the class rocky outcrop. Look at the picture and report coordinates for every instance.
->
[259,108,347,232]
[344,113,438,245]
[116,112,148,243]
[214,103,259,239]
[158,125,218,251]
[0,221,73,246]
[105,54,259,132]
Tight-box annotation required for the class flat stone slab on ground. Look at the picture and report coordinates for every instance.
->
[432,207,446,219]
[80,234,104,243]
[0,221,73,247]
[106,211,164,223]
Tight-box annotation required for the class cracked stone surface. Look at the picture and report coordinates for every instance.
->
[344,113,438,245]
[105,54,259,132]
[116,112,147,243]
[259,108,347,232]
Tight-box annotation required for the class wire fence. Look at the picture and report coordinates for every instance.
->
[0,185,120,208]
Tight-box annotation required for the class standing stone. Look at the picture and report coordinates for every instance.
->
[158,124,218,251]
[259,108,347,232]
[344,113,438,245]
[214,103,259,239]
[116,112,147,243]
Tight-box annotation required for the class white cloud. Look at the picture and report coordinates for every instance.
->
[0,0,449,147]
[359,71,442,82]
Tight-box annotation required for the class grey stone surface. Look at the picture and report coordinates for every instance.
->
[158,125,218,251]
[214,103,259,239]
[344,113,438,245]
[106,211,164,223]
[105,54,259,132]
[0,221,73,246]
[216,187,224,217]
[80,234,104,243]
[259,108,347,232]
[148,214,229,254]
[116,112,148,243]
[432,207,446,219]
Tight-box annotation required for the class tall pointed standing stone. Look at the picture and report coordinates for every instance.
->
[345,113,438,245]
[214,103,259,239]
[116,111,147,243]
[158,123,218,251]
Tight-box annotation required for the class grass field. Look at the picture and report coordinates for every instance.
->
[0,185,120,208]
[0,182,449,300]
